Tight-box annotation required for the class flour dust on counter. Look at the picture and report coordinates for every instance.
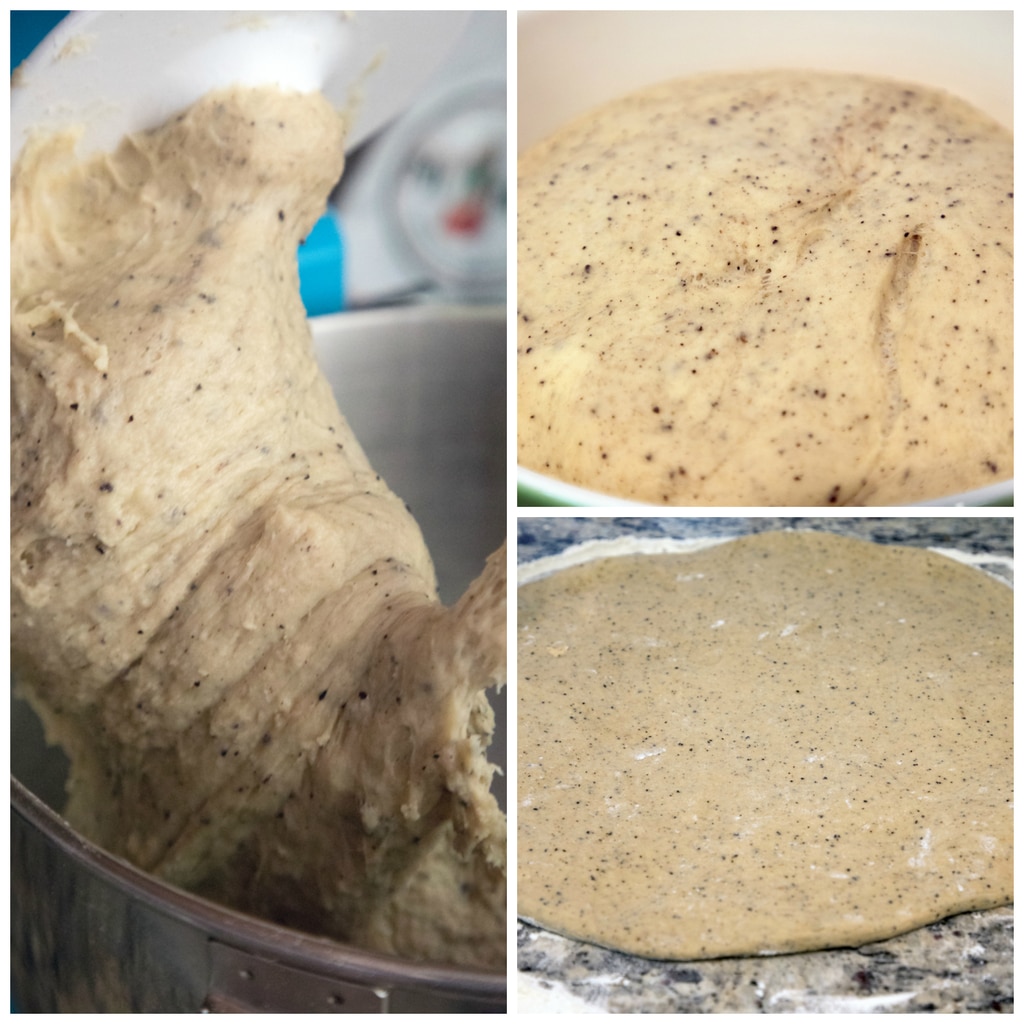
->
[518,905,1014,1013]
[11,86,505,967]
[518,530,1011,961]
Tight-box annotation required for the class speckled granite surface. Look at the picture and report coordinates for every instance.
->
[516,516,1013,1013]
[516,516,1013,565]
[518,908,1013,1013]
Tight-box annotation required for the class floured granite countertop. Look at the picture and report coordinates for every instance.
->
[516,517,1013,1013]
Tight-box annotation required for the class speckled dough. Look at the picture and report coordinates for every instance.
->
[11,87,505,967]
[518,71,1013,505]
[518,531,1012,959]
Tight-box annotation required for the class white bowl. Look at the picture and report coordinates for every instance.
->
[517,11,1012,508]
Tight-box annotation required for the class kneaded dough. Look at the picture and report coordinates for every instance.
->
[518,71,1013,505]
[11,87,505,967]
[518,531,1012,959]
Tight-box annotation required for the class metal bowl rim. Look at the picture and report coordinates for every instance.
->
[12,775,505,997]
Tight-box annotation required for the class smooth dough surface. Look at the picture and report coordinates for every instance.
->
[518,531,1012,959]
[11,87,505,967]
[518,71,1013,505]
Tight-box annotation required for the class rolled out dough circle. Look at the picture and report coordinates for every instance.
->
[518,531,1012,959]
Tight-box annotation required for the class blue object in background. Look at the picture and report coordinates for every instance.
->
[11,11,347,317]
[298,213,346,316]
[11,10,68,71]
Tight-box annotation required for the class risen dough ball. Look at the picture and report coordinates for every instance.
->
[518,71,1012,505]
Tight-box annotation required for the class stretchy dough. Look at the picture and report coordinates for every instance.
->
[518,531,1012,959]
[518,71,1013,505]
[11,87,505,967]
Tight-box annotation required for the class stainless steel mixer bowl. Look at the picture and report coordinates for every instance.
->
[11,305,507,1012]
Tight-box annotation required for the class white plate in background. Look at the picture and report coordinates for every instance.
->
[12,11,471,162]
